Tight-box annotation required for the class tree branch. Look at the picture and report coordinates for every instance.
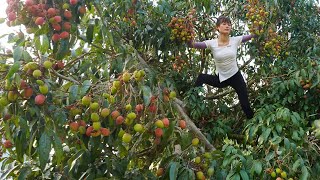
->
[50,69,80,85]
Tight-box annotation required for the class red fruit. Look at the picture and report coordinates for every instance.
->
[35,94,46,105]
[179,120,186,129]
[91,129,101,137]
[3,140,13,148]
[52,33,60,42]
[86,126,93,136]
[8,12,16,21]
[154,137,161,145]
[35,17,45,25]
[150,95,157,103]
[23,87,33,99]
[64,11,72,19]
[47,8,56,17]
[69,122,79,131]
[70,0,78,5]
[155,128,163,137]
[100,128,110,136]
[156,168,164,176]
[135,104,144,112]
[79,6,86,14]
[111,110,120,120]
[52,24,61,31]
[60,31,69,39]
[149,104,157,113]
[53,16,62,23]
[20,80,28,89]
[4,114,11,121]
[56,61,64,69]
[115,115,124,125]
[162,118,170,128]
[63,22,71,31]
[78,120,86,127]
[25,0,33,6]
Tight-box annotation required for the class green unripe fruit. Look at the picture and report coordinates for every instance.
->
[36,80,45,85]
[125,104,132,111]
[122,133,132,143]
[139,70,145,76]
[111,86,118,95]
[276,168,282,174]
[8,91,18,102]
[203,152,212,159]
[39,85,49,94]
[107,95,115,104]
[207,167,214,176]
[155,120,164,128]
[192,138,199,146]
[91,113,100,122]
[169,91,176,99]
[62,3,70,9]
[93,122,101,131]
[100,108,110,118]
[43,61,52,69]
[196,171,204,180]
[195,156,201,164]
[271,171,276,178]
[281,171,287,179]
[33,69,42,78]
[122,72,131,82]
[127,112,137,120]
[134,124,144,132]
[113,80,121,89]
[82,96,91,106]
[90,102,99,111]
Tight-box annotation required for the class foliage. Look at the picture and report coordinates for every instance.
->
[0,0,320,179]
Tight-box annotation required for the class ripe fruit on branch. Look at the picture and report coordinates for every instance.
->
[63,22,71,31]
[70,0,78,5]
[64,11,72,20]
[154,128,163,137]
[135,104,144,112]
[69,122,79,131]
[35,17,45,25]
[116,116,124,125]
[23,87,33,99]
[101,128,110,136]
[79,6,86,14]
[179,120,186,129]
[60,31,69,39]
[156,168,164,176]
[35,94,46,105]
[3,140,13,148]
[162,118,170,128]
[111,110,120,120]
[52,34,60,42]
[52,24,61,31]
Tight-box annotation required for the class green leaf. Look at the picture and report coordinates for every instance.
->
[13,46,23,62]
[15,130,27,163]
[240,170,250,180]
[69,85,79,103]
[52,133,64,165]
[40,35,49,54]
[253,161,262,174]
[80,80,91,96]
[18,166,32,180]
[301,166,309,180]
[169,162,180,180]
[292,159,300,172]
[142,85,152,106]
[86,23,94,44]
[22,51,33,62]
[39,131,51,170]
[68,150,85,173]
[5,62,20,79]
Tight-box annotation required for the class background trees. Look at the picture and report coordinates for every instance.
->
[0,0,319,179]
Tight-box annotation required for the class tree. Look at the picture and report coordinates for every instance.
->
[0,0,319,179]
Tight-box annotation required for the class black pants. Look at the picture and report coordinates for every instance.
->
[195,71,254,119]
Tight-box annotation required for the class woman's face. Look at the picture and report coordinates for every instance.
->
[217,22,232,35]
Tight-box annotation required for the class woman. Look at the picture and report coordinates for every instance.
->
[188,16,254,119]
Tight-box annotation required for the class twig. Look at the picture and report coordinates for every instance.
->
[50,69,80,85]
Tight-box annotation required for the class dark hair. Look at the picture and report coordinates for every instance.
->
[216,16,231,27]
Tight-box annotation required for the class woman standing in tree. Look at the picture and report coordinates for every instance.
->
[188,16,255,119]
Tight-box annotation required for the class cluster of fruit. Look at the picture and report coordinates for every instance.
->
[244,0,283,58]
[193,152,215,180]
[269,168,293,180]
[123,0,138,27]
[5,0,86,43]
[167,9,196,44]
[171,55,187,72]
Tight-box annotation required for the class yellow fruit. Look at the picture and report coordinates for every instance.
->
[196,171,204,180]
[155,120,164,128]
[276,168,282,174]
[195,156,201,163]
[192,138,199,146]
[122,72,131,82]
[100,108,110,118]
[169,91,176,99]
[82,96,91,106]
[122,133,132,143]
[281,171,287,179]
[271,171,276,178]
[92,122,101,131]
[134,124,144,132]
[125,104,132,111]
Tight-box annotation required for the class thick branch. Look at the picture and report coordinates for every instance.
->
[173,98,215,151]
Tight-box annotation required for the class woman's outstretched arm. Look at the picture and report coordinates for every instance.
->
[242,34,256,43]
[187,41,207,49]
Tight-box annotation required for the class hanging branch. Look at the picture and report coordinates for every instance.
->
[50,69,80,85]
